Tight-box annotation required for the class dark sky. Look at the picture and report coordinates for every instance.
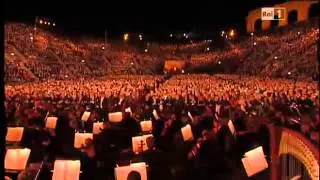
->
[4,0,289,40]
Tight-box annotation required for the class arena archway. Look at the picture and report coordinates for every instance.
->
[246,1,318,33]
[308,3,320,18]
[270,18,279,29]
[288,10,298,24]
[254,19,262,32]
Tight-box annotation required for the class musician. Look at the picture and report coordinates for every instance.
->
[187,119,233,179]
[81,139,100,180]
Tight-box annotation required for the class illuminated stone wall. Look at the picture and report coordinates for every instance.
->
[246,1,318,32]
[164,60,186,72]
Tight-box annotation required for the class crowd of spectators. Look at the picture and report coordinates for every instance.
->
[5,23,163,82]
[159,41,209,53]
[4,18,319,180]
[236,19,319,78]
[187,18,318,79]
[5,17,319,82]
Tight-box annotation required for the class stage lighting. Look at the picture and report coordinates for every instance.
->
[230,29,235,37]
[144,49,148,52]
[274,56,278,59]
[288,72,291,75]
[170,34,173,37]
[124,33,129,41]
[218,61,221,64]
[53,23,56,26]
[39,20,43,24]
[253,42,257,46]
[250,32,254,36]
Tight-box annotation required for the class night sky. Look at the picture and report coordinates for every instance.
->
[4,0,289,40]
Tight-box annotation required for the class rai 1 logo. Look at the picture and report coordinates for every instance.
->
[261,7,285,21]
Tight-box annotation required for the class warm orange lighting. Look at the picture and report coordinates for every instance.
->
[39,20,43,24]
[242,146,268,177]
[108,112,123,123]
[230,29,235,37]
[132,134,154,153]
[181,124,194,141]
[5,148,31,171]
[124,33,129,41]
[74,133,93,148]
[93,122,103,135]
[81,111,90,121]
[6,127,24,142]
[52,160,81,180]
[115,162,147,180]
[44,21,47,25]
[46,117,58,129]
[140,121,152,132]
